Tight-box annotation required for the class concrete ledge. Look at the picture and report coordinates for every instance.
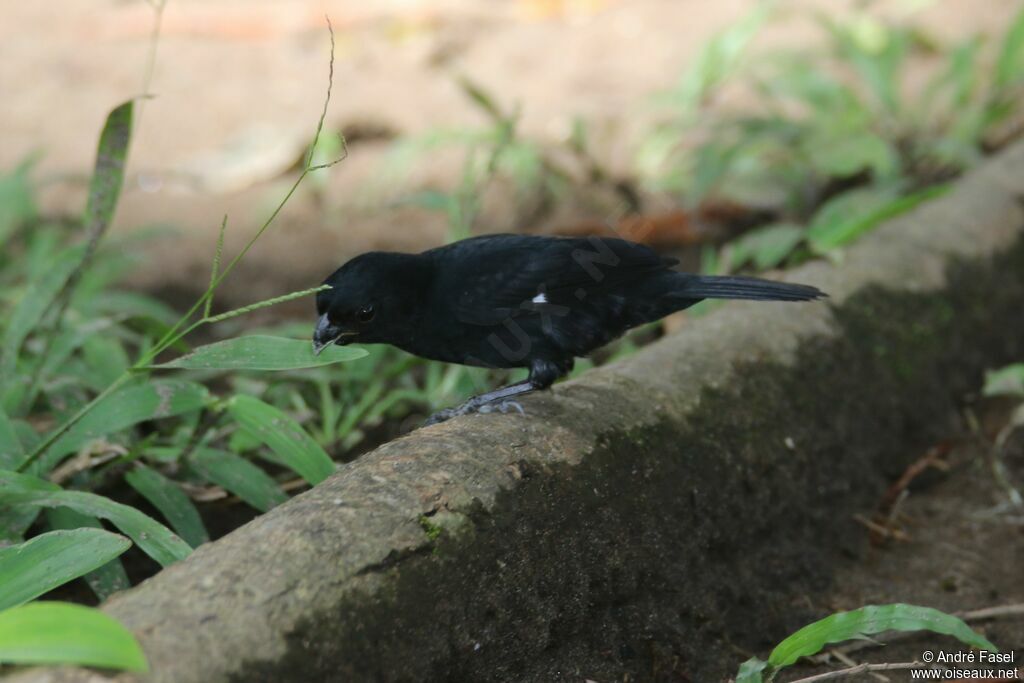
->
[11,142,1024,683]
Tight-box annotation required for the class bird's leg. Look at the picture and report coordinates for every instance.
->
[423,359,568,426]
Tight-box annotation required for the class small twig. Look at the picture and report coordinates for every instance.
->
[786,661,921,683]
[829,650,888,682]
[49,443,126,485]
[853,513,909,542]
[959,603,1024,621]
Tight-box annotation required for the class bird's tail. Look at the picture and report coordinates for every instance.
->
[676,275,826,302]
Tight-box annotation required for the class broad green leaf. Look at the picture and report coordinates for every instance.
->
[0,407,24,470]
[0,470,191,567]
[0,529,130,611]
[0,601,147,672]
[83,101,132,244]
[189,447,288,512]
[769,604,997,668]
[0,157,37,249]
[227,395,335,485]
[995,6,1024,90]
[808,184,948,253]
[983,364,1024,397]
[728,223,804,272]
[154,335,368,372]
[40,380,209,472]
[47,508,130,601]
[125,464,209,547]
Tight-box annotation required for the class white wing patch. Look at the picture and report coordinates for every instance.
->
[532,293,547,304]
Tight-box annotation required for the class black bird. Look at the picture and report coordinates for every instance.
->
[313,233,825,424]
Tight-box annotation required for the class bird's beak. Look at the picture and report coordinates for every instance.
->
[312,314,355,356]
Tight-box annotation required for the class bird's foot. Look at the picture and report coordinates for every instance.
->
[424,398,526,426]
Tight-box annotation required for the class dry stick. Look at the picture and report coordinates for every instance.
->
[18,18,345,473]
[786,661,922,683]
[960,603,1024,621]
[829,650,888,683]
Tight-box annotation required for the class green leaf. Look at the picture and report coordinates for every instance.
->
[982,364,1024,397]
[0,244,86,380]
[153,335,368,372]
[0,467,55,544]
[189,447,288,512]
[728,223,805,271]
[88,290,179,324]
[227,395,335,485]
[0,470,191,567]
[0,529,130,611]
[40,380,209,472]
[734,657,769,683]
[995,6,1024,90]
[82,336,130,391]
[828,16,908,114]
[83,101,133,242]
[125,464,209,548]
[0,407,24,471]
[456,75,507,123]
[812,132,899,180]
[0,601,147,672]
[669,2,772,113]
[769,604,997,668]
[807,184,948,254]
[0,157,38,249]
[47,508,130,601]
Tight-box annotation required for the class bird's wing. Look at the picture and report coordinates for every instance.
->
[447,236,676,326]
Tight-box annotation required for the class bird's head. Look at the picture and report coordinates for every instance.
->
[312,252,424,355]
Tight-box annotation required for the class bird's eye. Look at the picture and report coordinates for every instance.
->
[357,305,375,323]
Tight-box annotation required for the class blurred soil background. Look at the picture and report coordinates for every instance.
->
[1,0,1016,310]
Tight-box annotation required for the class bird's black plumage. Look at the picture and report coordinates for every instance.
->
[313,233,825,423]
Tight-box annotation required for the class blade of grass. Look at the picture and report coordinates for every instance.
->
[0,602,147,672]
[0,529,130,611]
[189,447,288,512]
[227,395,335,485]
[1,470,191,567]
[24,101,134,405]
[0,407,24,470]
[36,380,209,474]
[152,335,367,372]
[46,508,131,601]
[125,464,209,548]
[769,603,997,668]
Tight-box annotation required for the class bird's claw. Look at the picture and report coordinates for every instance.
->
[423,398,526,426]
[477,399,524,416]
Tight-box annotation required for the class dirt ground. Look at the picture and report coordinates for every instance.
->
[771,403,1024,682]
[1,0,1018,306]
